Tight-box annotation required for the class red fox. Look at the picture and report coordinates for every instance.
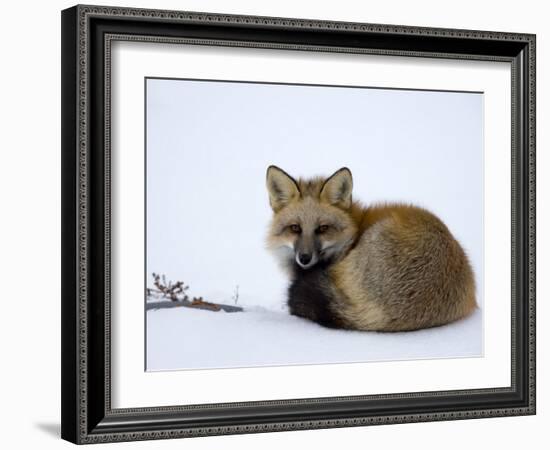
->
[266,165,477,331]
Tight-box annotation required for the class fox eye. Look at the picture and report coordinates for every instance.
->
[316,225,330,234]
[289,224,302,234]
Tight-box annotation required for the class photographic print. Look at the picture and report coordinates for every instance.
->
[62,6,535,443]
[145,78,483,371]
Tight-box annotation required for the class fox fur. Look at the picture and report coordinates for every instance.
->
[265,165,477,332]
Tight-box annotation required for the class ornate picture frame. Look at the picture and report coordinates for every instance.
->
[61,4,535,444]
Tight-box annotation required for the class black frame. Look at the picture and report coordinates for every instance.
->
[61,4,536,444]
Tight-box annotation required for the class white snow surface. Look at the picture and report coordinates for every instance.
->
[146,304,482,371]
[145,79,484,372]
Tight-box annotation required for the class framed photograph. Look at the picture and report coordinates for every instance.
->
[61,4,536,444]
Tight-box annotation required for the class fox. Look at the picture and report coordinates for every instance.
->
[265,165,477,332]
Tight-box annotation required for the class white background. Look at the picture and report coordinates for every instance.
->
[0,0,546,449]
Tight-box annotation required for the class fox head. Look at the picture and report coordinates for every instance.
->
[266,165,358,271]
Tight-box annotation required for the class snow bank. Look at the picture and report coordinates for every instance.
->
[146,305,482,371]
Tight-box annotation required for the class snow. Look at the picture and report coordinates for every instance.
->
[146,304,482,371]
[146,79,484,328]
[144,79,484,372]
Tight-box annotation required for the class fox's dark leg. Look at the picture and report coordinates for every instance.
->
[287,266,344,329]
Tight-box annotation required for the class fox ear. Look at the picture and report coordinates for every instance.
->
[320,167,353,209]
[266,166,301,212]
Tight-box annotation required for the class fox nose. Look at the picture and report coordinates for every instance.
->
[298,253,312,265]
